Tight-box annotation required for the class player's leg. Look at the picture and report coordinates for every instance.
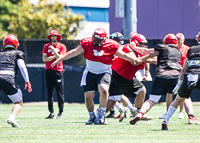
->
[159,93,173,119]
[130,77,165,125]
[45,70,55,119]
[54,71,64,119]
[162,95,185,130]
[82,72,97,125]
[95,73,111,125]
[178,102,184,119]
[162,75,193,130]
[85,91,96,125]
[184,98,200,124]
[7,89,23,127]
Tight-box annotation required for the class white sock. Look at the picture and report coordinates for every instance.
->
[100,107,106,113]
[89,112,95,117]
[127,103,134,110]
[164,106,176,123]
[8,114,16,120]
[115,102,122,112]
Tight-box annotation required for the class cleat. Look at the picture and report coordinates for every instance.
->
[159,113,167,119]
[45,113,55,119]
[56,113,62,119]
[114,114,121,119]
[141,114,153,120]
[86,116,96,125]
[162,121,168,130]
[7,118,19,128]
[105,113,115,118]
[94,108,107,125]
[178,112,184,119]
[130,113,142,125]
[119,107,128,122]
[130,107,137,118]
[188,116,200,124]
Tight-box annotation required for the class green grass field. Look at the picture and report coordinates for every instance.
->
[0,103,200,143]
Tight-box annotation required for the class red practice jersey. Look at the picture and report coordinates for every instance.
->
[80,37,120,74]
[112,44,145,80]
[178,44,190,67]
[42,43,67,72]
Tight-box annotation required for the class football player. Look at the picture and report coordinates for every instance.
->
[106,34,156,122]
[159,33,199,121]
[130,34,182,125]
[162,31,200,130]
[1,34,32,127]
[42,30,67,119]
[51,28,158,125]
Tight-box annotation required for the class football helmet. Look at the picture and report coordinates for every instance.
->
[196,31,200,42]
[48,30,62,41]
[3,34,19,49]
[176,33,185,40]
[109,32,124,44]
[130,34,148,47]
[92,28,107,47]
[163,33,178,46]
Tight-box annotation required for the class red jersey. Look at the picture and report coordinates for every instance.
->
[178,44,190,67]
[112,44,145,80]
[80,37,120,65]
[42,43,67,72]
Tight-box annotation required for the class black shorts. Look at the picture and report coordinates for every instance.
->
[0,75,19,95]
[178,75,200,98]
[150,76,178,95]
[109,70,144,98]
[82,72,111,93]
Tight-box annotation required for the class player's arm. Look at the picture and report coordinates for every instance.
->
[17,59,32,92]
[114,49,142,66]
[130,41,154,55]
[146,56,157,64]
[51,45,84,68]
[43,53,56,62]
[172,58,188,94]
[48,45,60,59]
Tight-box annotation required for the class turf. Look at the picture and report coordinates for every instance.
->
[0,103,200,143]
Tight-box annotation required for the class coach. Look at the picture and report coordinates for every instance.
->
[42,30,67,119]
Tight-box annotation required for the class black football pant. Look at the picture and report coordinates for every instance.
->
[45,70,64,114]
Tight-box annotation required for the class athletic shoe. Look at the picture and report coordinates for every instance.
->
[130,112,143,125]
[114,114,127,119]
[162,121,168,130]
[86,116,96,125]
[94,109,108,125]
[119,107,128,122]
[56,113,62,119]
[105,113,115,118]
[130,107,137,118]
[7,118,19,127]
[188,116,200,124]
[141,114,153,120]
[45,113,55,119]
[178,112,184,119]
[159,112,167,119]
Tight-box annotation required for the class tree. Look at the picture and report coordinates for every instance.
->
[0,0,84,39]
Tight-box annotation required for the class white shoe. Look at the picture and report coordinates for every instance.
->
[7,118,19,127]
[178,112,184,119]
[130,107,137,118]
[119,106,128,122]
[159,113,167,119]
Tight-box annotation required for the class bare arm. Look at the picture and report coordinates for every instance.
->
[115,50,142,66]
[179,58,188,80]
[43,53,56,62]
[146,56,157,64]
[49,45,60,59]
[51,45,84,68]
[130,41,154,55]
